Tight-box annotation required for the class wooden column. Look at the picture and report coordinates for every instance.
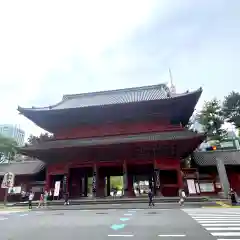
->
[178,169,184,190]
[92,163,97,198]
[45,168,51,191]
[123,160,134,197]
[63,166,69,194]
[153,158,161,196]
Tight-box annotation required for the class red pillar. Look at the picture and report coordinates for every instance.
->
[63,166,69,194]
[96,176,105,197]
[123,160,135,197]
[178,169,184,190]
[153,159,162,196]
[45,168,51,191]
[92,163,97,198]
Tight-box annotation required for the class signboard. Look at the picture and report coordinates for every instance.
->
[8,186,21,194]
[187,179,197,194]
[53,181,61,197]
[195,183,200,193]
[1,172,15,189]
[63,175,67,193]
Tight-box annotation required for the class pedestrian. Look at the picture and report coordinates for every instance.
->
[148,188,155,207]
[64,192,69,205]
[229,188,238,206]
[44,190,48,207]
[179,189,186,207]
[37,192,44,208]
[28,191,34,210]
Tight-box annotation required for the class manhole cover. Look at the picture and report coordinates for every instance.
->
[146,212,158,214]
[53,213,65,216]
[96,212,108,215]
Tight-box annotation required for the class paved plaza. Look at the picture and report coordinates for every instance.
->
[2,206,240,239]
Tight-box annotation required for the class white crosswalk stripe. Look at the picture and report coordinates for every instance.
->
[183,208,240,240]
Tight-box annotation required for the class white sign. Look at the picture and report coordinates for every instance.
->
[195,183,200,193]
[8,186,21,194]
[187,179,197,194]
[54,181,61,197]
[1,172,15,189]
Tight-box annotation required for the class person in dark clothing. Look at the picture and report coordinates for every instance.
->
[28,191,34,209]
[64,192,69,205]
[148,189,155,207]
[229,188,238,206]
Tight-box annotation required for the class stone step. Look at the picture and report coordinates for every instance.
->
[12,196,212,207]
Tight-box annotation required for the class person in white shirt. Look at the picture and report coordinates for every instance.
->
[179,189,186,206]
[28,191,34,209]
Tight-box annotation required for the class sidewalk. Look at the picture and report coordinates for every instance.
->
[7,195,225,208]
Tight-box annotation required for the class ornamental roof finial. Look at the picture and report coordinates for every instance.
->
[169,68,176,95]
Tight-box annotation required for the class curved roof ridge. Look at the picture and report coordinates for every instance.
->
[17,85,202,112]
[62,83,169,100]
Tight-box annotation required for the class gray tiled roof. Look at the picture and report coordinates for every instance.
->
[18,84,202,111]
[22,130,205,151]
[0,160,45,176]
[194,150,240,166]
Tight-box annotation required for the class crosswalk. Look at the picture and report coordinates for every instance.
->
[183,208,240,240]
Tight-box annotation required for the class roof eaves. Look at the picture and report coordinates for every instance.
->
[17,87,202,113]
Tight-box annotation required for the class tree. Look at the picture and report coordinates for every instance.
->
[196,98,226,141]
[27,133,53,145]
[0,135,18,162]
[222,91,240,129]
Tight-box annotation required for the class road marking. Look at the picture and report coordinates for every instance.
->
[20,214,28,217]
[108,235,133,237]
[207,227,240,231]
[218,239,240,240]
[124,214,132,216]
[202,223,240,226]
[189,216,240,218]
[158,234,186,237]
[120,218,129,222]
[0,217,8,220]
[216,201,231,207]
[111,224,126,230]
[193,216,240,218]
[199,220,240,223]
[128,210,135,213]
[212,232,240,236]
[112,204,121,206]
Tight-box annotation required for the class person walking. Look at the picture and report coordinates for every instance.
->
[44,190,48,207]
[229,188,238,206]
[28,191,34,210]
[179,189,186,207]
[37,192,44,208]
[148,188,155,207]
[64,192,69,205]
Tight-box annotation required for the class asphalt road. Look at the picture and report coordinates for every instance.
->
[1,207,233,240]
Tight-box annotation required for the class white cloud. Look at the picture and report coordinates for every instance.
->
[0,0,158,137]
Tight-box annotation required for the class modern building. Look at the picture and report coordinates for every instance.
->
[12,84,205,198]
[0,124,25,146]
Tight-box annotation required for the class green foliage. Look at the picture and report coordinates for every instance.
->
[222,91,240,128]
[27,133,53,145]
[196,98,226,141]
[0,134,18,162]
[110,176,123,190]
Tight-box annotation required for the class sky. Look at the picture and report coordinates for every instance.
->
[0,0,239,139]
